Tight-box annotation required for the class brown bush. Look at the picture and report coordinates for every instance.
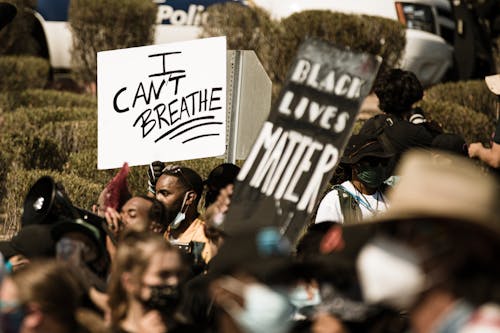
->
[202,5,406,99]
[424,80,497,121]
[418,99,494,143]
[0,56,49,91]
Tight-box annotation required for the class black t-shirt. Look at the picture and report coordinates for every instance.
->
[360,114,434,155]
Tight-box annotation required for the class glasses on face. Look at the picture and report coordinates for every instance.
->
[161,165,194,190]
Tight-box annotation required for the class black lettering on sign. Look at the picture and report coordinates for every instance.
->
[224,38,382,244]
[112,50,224,144]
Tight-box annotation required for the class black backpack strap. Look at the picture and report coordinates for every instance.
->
[373,115,398,155]
[333,185,362,224]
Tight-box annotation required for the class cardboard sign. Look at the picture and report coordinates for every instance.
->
[224,39,381,243]
[97,37,227,169]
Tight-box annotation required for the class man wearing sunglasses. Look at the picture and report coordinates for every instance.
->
[155,165,212,262]
[315,134,393,225]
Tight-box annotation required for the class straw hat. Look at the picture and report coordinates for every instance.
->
[361,150,499,235]
[485,74,500,96]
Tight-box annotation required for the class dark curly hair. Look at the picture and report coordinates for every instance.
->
[374,69,423,116]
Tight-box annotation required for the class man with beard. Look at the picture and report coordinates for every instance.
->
[155,165,212,264]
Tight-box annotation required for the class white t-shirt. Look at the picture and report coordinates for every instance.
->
[314,181,388,224]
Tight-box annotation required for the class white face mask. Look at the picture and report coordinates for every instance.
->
[170,192,190,230]
[288,284,322,309]
[220,278,293,333]
[356,235,426,310]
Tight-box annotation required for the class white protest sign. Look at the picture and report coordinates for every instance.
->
[97,36,227,169]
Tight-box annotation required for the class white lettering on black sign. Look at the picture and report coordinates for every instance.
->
[224,39,381,243]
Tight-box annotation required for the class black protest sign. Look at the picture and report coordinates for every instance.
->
[224,39,381,243]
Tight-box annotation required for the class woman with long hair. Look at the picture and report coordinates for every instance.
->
[107,231,185,333]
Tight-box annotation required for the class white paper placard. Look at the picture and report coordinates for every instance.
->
[97,36,227,169]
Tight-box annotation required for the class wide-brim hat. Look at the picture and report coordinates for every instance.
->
[330,151,500,272]
[51,217,105,260]
[340,134,393,164]
[371,150,497,225]
[485,74,500,96]
[341,150,500,248]
[0,224,55,260]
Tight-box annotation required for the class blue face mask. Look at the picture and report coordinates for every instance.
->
[0,306,25,333]
[288,284,322,309]
[225,282,293,333]
[170,192,190,230]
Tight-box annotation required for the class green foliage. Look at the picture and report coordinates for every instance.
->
[38,120,97,154]
[63,150,226,198]
[1,134,67,171]
[418,100,494,143]
[0,89,97,110]
[69,0,157,85]
[0,56,49,91]
[63,149,108,184]
[424,80,497,121]
[63,149,148,196]
[276,11,405,87]
[202,5,406,98]
[202,3,279,82]
[0,0,40,57]
[2,169,102,237]
[0,150,10,200]
[0,108,97,174]
[0,92,18,112]
[1,106,95,135]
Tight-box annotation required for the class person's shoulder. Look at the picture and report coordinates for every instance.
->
[322,182,348,200]
[359,114,389,134]
[336,181,355,193]
[192,217,205,226]
[389,121,434,145]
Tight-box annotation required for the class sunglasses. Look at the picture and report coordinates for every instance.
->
[162,165,194,190]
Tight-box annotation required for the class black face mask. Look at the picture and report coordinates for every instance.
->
[140,284,181,315]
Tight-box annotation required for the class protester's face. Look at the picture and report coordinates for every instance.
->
[155,175,187,214]
[140,250,182,300]
[120,197,153,230]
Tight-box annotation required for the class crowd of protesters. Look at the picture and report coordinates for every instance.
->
[0,68,499,333]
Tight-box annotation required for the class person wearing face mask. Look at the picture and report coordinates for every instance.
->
[154,165,213,263]
[315,134,393,224]
[208,227,296,333]
[343,150,500,333]
[107,231,191,333]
